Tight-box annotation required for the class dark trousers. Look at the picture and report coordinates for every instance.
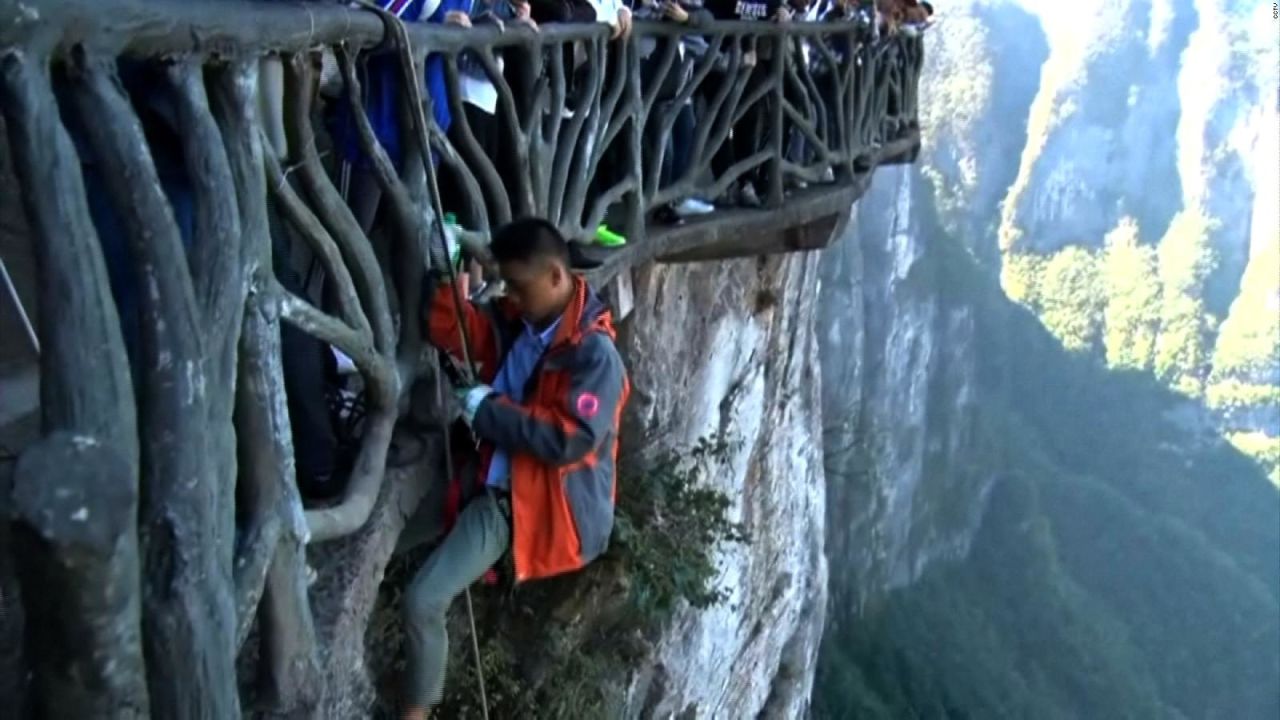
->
[274,245,338,491]
[651,101,696,190]
[458,102,499,161]
[709,70,768,188]
[528,0,597,101]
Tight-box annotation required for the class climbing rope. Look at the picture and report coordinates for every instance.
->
[352,3,489,717]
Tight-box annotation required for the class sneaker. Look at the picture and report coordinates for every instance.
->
[738,182,762,208]
[673,198,715,217]
[594,224,627,247]
[821,167,835,182]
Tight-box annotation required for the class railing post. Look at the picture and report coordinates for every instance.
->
[767,31,786,208]
[621,38,646,249]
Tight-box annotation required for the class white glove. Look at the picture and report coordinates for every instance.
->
[428,219,462,276]
[452,383,495,425]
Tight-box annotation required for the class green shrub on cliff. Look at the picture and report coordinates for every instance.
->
[613,436,749,618]
[1227,432,1280,486]
[999,251,1045,307]
[1003,209,1240,405]
[1210,234,1280,380]
[1207,380,1280,414]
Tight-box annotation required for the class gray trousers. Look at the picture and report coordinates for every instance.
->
[403,490,511,709]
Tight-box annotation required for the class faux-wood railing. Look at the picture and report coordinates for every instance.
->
[0,0,922,716]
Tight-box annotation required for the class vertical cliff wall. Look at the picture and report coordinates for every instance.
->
[818,166,992,612]
[618,255,828,719]
[616,164,1000,716]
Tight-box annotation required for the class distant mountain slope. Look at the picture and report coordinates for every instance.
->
[918,0,1279,479]
[815,198,1280,719]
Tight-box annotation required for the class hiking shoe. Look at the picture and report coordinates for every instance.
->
[652,205,681,225]
[568,243,607,269]
[673,198,715,217]
[718,181,740,206]
[738,182,762,208]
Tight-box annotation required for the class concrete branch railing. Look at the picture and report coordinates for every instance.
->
[1,0,922,241]
[0,0,921,715]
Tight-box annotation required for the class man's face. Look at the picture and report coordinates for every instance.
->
[499,258,567,325]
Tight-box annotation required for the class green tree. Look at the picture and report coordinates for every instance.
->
[1209,233,1279,383]
[1204,229,1279,479]
[1101,217,1161,370]
[1001,252,1046,307]
[1154,208,1220,396]
[1038,246,1105,352]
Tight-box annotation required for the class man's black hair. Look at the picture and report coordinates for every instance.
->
[489,217,571,268]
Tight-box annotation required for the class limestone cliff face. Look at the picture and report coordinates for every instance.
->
[925,0,1274,284]
[916,1,1046,263]
[618,256,828,719]
[996,0,1199,253]
[617,167,998,715]
[818,166,991,611]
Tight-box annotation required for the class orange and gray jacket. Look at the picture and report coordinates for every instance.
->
[426,275,630,582]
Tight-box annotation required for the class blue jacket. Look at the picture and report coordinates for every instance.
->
[331,0,470,167]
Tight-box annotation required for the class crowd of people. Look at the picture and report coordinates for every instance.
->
[332,0,934,231]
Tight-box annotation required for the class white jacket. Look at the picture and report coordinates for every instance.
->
[587,0,625,26]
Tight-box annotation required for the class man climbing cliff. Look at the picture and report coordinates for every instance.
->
[403,217,630,719]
